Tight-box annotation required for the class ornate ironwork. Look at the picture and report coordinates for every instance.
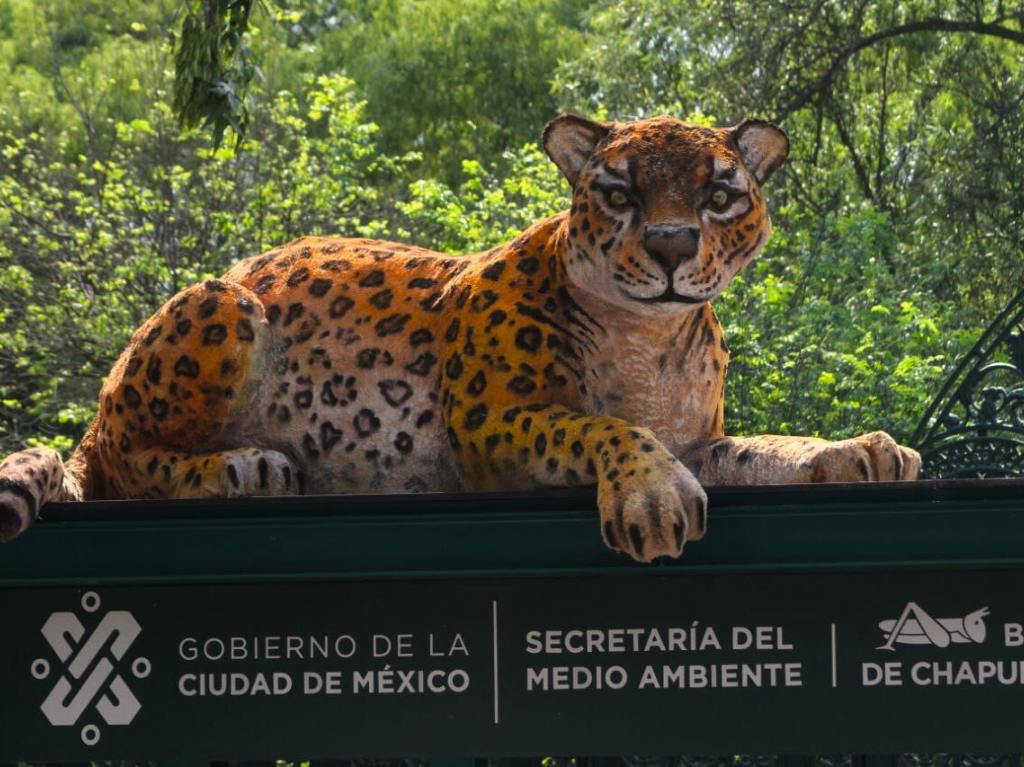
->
[912,287,1024,478]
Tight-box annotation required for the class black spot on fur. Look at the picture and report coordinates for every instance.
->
[123,385,142,409]
[405,352,438,376]
[517,256,540,275]
[320,421,343,453]
[470,290,499,313]
[379,380,413,407]
[198,296,219,319]
[329,295,355,318]
[419,291,445,313]
[482,261,506,280]
[445,318,461,342]
[370,289,393,309]
[174,355,200,378]
[375,313,411,336]
[486,309,507,329]
[416,410,434,428]
[358,269,385,287]
[302,433,320,458]
[148,398,169,420]
[202,324,228,345]
[253,274,276,295]
[515,326,543,353]
[543,363,567,388]
[294,390,314,410]
[535,432,547,456]
[465,403,488,431]
[284,303,304,326]
[236,318,255,341]
[287,267,311,286]
[446,354,464,380]
[410,328,433,346]
[309,278,332,297]
[408,277,437,289]
[467,370,487,396]
[394,432,414,454]
[354,408,381,437]
[357,348,381,369]
[144,354,162,385]
[508,375,537,394]
[176,319,192,336]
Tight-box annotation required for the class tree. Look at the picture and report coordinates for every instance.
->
[172,0,261,147]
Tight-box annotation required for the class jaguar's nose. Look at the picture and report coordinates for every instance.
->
[644,224,700,275]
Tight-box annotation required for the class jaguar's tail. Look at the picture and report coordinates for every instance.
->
[0,418,100,542]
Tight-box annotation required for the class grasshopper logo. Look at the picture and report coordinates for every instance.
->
[878,601,989,651]
[31,591,150,746]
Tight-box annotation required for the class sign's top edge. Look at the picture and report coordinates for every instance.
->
[35,477,1024,525]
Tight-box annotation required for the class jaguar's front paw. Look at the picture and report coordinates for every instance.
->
[597,441,707,563]
[811,431,920,482]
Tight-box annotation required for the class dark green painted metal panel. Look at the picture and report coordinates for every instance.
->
[1,479,1023,585]
[1,479,1023,760]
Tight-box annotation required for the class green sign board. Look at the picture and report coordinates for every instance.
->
[1,480,1023,759]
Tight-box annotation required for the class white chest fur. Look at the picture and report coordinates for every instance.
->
[574,291,727,456]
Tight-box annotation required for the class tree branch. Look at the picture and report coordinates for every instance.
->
[777,17,1024,119]
[828,102,876,203]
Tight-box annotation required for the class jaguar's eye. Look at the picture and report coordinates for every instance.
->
[608,189,630,207]
[710,189,730,208]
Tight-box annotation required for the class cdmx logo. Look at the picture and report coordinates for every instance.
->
[31,591,150,746]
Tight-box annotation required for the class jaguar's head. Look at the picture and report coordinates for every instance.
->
[543,114,788,316]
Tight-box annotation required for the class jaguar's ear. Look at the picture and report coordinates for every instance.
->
[543,114,611,187]
[732,119,789,185]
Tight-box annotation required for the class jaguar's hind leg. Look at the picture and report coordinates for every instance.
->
[94,278,285,498]
[128,447,299,498]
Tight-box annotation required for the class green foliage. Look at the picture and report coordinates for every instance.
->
[0,74,402,451]
[173,0,261,148]
[307,0,589,179]
[398,147,567,252]
[1,0,1021,457]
